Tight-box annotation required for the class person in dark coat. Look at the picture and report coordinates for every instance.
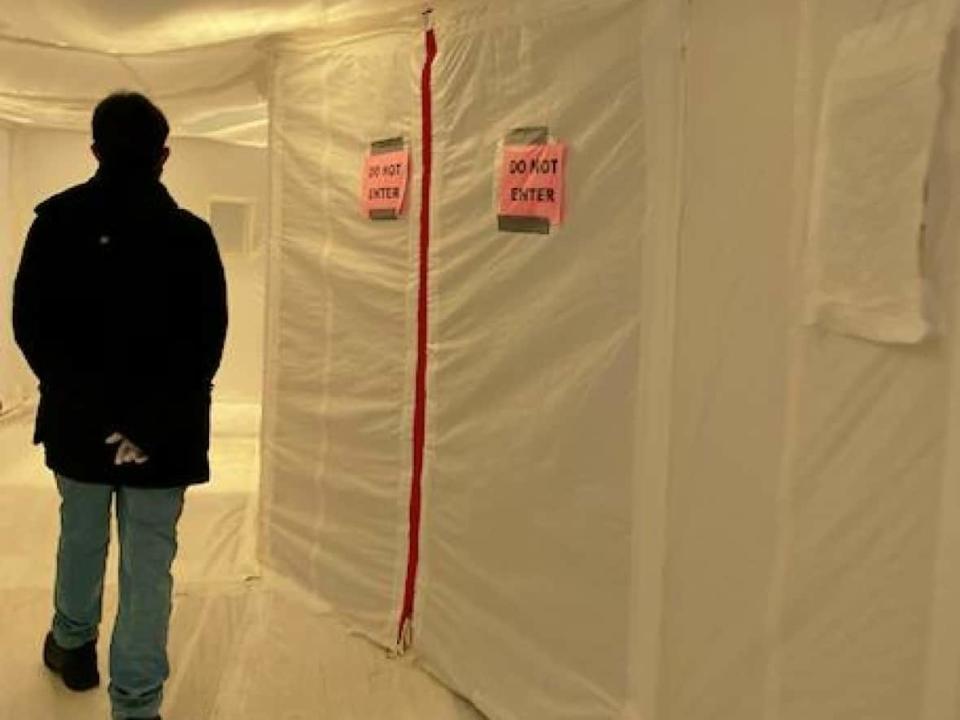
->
[12,92,228,720]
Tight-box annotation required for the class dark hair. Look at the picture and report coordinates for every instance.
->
[92,92,169,173]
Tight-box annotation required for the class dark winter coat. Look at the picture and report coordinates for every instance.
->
[12,169,228,488]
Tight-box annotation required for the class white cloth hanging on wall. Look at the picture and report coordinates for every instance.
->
[804,4,948,343]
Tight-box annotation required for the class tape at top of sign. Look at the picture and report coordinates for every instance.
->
[372,136,405,155]
[505,126,549,146]
[498,142,567,225]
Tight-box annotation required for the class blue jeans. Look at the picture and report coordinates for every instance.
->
[52,475,186,720]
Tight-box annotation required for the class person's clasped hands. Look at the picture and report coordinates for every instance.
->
[105,433,149,465]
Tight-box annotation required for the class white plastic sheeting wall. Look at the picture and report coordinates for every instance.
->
[773,4,960,720]
[654,3,795,718]
[262,12,425,647]
[638,1,960,718]
[415,4,646,718]
[0,123,29,410]
[260,0,678,717]
[261,1,960,719]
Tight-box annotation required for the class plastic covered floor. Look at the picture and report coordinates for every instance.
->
[0,403,483,720]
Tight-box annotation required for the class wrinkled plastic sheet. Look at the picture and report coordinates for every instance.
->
[261,2,662,718]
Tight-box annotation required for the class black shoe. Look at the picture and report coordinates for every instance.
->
[42,631,100,691]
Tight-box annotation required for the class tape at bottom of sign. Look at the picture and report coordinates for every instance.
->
[497,215,551,234]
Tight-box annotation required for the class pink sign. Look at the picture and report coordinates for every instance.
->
[498,143,567,224]
[361,149,410,216]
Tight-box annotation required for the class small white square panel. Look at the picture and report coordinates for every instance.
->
[210,199,255,255]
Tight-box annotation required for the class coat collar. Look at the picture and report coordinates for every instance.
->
[89,167,178,216]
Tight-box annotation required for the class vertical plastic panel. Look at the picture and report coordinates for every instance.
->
[923,14,960,720]
[0,125,18,409]
[626,1,687,719]
[0,126,33,410]
[776,340,946,720]
[773,3,952,719]
[414,2,645,718]
[256,4,960,720]
[656,2,799,719]
[261,23,423,645]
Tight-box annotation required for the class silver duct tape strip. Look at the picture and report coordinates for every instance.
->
[370,208,399,221]
[371,136,405,155]
[505,126,548,146]
[498,215,550,235]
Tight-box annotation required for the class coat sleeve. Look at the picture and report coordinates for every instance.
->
[196,221,229,385]
[12,214,58,384]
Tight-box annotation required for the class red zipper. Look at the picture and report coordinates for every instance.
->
[398,25,438,649]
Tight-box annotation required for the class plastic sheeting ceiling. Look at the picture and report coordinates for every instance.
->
[0,1,425,144]
[0,1,434,145]
[0,34,271,146]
